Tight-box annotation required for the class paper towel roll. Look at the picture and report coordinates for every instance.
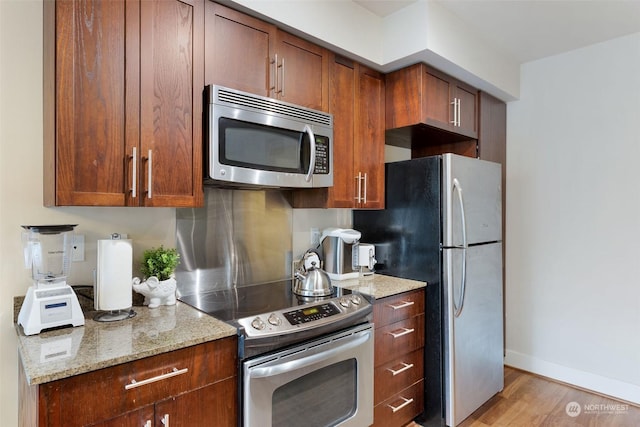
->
[95,239,133,311]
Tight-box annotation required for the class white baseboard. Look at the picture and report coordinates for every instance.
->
[504,350,640,405]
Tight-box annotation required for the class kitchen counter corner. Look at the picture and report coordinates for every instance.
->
[16,302,237,385]
[335,273,426,299]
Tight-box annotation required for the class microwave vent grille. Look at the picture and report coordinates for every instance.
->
[215,87,332,127]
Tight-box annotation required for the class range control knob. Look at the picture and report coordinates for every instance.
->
[251,317,266,330]
[339,297,351,308]
[268,313,282,326]
[350,294,362,305]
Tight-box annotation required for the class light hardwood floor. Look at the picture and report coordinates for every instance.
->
[408,366,640,426]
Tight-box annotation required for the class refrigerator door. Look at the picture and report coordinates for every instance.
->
[442,154,502,247]
[443,243,503,427]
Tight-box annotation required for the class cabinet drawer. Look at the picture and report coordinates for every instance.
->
[373,380,424,427]
[373,290,424,328]
[374,348,424,405]
[41,337,237,427]
[375,314,425,367]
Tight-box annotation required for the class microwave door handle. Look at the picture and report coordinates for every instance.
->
[304,124,316,183]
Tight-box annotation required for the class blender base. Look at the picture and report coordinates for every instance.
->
[18,284,85,335]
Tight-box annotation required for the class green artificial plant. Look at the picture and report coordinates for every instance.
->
[141,246,180,281]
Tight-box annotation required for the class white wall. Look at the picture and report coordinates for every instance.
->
[505,32,640,404]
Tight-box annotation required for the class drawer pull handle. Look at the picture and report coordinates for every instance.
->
[387,327,415,338]
[387,362,414,376]
[388,300,414,310]
[388,396,414,413]
[125,367,188,390]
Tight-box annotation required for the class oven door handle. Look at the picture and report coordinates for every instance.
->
[249,331,370,379]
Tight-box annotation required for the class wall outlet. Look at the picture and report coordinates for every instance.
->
[72,234,85,262]
[310,227,321,247]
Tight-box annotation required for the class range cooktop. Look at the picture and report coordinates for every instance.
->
[178,280,372,343]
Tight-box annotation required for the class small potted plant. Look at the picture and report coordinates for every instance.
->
[132,246,181,308]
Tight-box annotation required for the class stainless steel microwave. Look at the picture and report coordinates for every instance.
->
[205,85,333,188]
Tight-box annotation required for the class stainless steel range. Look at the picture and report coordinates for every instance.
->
[179,280,374,427]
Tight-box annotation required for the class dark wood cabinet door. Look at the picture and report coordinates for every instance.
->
[354,65,385,209]
[276,31,329,112]
[205,2,274,96]
[138,0,204,207]
[455,82,478,138]
[46,0,134,206]
[154,378,237,427]
[327,54,357,207]
[422,66,453,129]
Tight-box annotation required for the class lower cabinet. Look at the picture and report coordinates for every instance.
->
[19,337,237,427]
[372,289,425,427]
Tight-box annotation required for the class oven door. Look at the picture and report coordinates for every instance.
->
[242,324,373,427]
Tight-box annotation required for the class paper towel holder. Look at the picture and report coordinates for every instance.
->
[94,233,137,322]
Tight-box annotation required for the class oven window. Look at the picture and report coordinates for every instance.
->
[219,117,310,173]
[272,359,357,427]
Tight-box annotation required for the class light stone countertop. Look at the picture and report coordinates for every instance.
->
[17,302,237,385]
[334,273,426,299]
[17,274,424,386]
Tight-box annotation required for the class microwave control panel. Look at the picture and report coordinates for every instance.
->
[314,136,330,174]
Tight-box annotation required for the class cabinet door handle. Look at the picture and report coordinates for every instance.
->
[387,362,414,376]
[387,327,415,339]
[147,149,153,199]
[387,300,414,310]
[363,172,368,204]
[457,97,461,126]
[387,397,414,413]
[355,172,363,203]
[131,147,137,198]
[124,367,188,390]
[279,56,285,97]
[144,421,152,427]
[160,414,169,426]
[451,98,457,126]
[270,55,277,93]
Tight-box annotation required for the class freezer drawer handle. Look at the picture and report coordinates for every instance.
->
[387,396,414,413]
[124,367,188,390]
[387,327,415,339]
[387,300,414,310]
[387,362,414,376]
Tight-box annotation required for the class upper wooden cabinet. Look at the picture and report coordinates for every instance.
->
[43,0,204,207]
[205,2,329,111]
[293,55,384,209]
[386,63,478,139]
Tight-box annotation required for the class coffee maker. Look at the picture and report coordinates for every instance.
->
[320,228,361,280]
[18,225,85,335]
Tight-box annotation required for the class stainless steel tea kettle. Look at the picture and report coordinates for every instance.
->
[293,250,333,297]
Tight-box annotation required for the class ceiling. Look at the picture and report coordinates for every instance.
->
[354,0,640,63]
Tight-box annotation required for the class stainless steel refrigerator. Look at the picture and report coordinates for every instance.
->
[353,154,503,427]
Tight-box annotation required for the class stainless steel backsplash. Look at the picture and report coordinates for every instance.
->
[175,187,293,297]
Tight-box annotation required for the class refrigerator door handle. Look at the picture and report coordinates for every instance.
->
[453,178,467,318]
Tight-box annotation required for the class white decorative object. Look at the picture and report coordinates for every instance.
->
[132,276,177,308]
